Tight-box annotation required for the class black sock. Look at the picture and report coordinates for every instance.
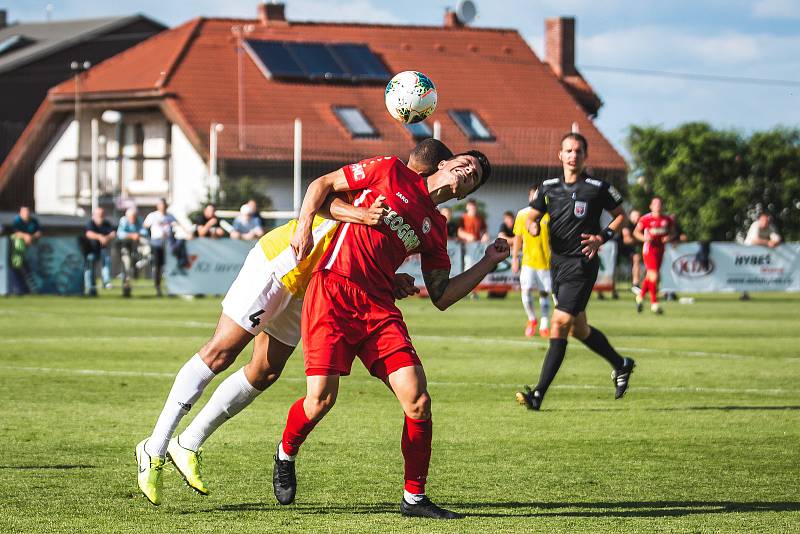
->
[534,338,568,396]
[580,326,624,369]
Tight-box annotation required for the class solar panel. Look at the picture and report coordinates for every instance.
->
[285,42,348,80]
[330,43,391,81]
[244,40,305,79]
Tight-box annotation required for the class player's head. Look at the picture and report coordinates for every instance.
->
[629,209,641,225]
[503,210,514,225]
[558,133,588,174]
[408,138,453,177]
[429,150,491,202]
[650,196,663,215]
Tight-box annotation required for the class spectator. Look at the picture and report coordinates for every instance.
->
[498,210,515,245]
[741,212,782,300]
[440,207,458,239]
[457,198,488,243]
[624,209,643,291]
[230,204,264,240]
[745,212,781,248]
[118,207,145,298]
[143,198,177,297]
[246,199,264,229]
[194,203,225,238]
[84,207,116,296]
[9,206,42,295]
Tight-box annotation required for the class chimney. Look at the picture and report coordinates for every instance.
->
[443,9,463,28]
[0,10,7,28]
[545,17,576,78]
[258,1,286,25]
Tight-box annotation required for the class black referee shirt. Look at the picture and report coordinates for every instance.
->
[531,174,623,257]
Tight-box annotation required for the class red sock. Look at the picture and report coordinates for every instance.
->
[402,416,432,494]
[281,397,318,456]
[648,279,658,303]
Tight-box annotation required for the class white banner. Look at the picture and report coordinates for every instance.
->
[660,242,800,293]
[165,239,252,295]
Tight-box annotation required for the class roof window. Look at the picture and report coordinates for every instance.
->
[449,110,494,141]
[333,106,379,138]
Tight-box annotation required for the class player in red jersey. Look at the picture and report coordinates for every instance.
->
[272,151,507,520]
[633,196,675,314]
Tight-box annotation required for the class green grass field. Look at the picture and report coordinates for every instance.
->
[1,286,799,533]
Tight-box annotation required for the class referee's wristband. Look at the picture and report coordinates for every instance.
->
[600,227,615,243]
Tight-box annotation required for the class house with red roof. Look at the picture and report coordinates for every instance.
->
[0,2,626,231]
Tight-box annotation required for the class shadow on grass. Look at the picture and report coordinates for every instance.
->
[195,500,800,518]
[550,405,800,413]
[0,464,96,469]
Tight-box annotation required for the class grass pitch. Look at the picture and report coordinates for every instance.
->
[1,286,799,533]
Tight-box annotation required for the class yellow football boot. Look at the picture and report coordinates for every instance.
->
[167,438,210,495]
[135,439,165,506]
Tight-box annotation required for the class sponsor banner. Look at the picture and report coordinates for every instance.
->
[660,242,800,292]
[0,237,7,295]
[21,237,84,295]
[165,238,252,295]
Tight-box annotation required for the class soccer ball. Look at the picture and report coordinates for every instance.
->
[384,71,438,124]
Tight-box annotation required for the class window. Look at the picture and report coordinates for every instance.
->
[404,122,432,140]
[0,35,34,56]
[449,110,494,141]
[244,40,390,83]
[333,106,378,138]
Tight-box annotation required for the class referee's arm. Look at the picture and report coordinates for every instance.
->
[525,208,544,237]
[581,205,626,259]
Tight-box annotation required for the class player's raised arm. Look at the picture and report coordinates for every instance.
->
[526,188,546,236]
[423,238,510,311]
[291,169,351,260]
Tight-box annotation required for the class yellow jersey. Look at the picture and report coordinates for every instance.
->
[258,216,339,297]
[513,208,550,269]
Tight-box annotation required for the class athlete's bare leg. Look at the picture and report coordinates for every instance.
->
[244,332,294,390]
[198,314,255,373]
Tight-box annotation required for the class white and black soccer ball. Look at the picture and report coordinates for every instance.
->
[384,70,438,124]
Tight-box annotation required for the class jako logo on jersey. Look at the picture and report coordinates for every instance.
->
[350,164,366,181]
[574,201,587,218]
[422,217,431,234]
[396,192,409,203]
[383,209,420,251]
[672,254,714,278]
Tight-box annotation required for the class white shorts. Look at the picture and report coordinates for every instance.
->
[520,265,552,293]
[221,246,302,346]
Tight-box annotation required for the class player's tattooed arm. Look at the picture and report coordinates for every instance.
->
[424,239,510,310]
[423,269,451,307]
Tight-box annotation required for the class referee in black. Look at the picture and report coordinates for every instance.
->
[516,132,635,410]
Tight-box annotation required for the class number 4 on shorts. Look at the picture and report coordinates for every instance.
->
[249,309,265,328]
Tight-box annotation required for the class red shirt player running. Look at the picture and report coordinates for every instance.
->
[272,152,508,520]
[634,196,675,314]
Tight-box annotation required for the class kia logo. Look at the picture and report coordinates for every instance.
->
[672,254,714,278]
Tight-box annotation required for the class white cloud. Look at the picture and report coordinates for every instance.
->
[752,0,800,19]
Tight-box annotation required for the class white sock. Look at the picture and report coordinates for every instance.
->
[146,354,216,458]
[521,289,537,321]
[403,490,425,504]
[539,295,551,323]
[278,442,296,462]
[178,367,262,451]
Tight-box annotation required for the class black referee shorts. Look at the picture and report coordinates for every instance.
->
[550,254,600,316]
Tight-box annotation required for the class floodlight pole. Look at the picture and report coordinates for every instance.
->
[293,118,302,215]
[231,25,253,152]
[90,118,99,213]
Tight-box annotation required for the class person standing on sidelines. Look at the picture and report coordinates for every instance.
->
[517,133,635,411]
[512,186,552,338]
[117,207,144,297]
[84,207,116,296]
[143,199,177,297]
[633,197,675,314]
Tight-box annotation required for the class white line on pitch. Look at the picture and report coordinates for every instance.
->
[0,365,796,396]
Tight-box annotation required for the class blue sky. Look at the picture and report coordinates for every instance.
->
[7,0,799,158]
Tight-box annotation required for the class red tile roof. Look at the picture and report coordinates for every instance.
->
[5,15,625,192]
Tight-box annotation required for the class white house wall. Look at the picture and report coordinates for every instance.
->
[35,119,79,215]
[170,124,208,219]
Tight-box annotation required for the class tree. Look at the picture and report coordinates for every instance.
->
[627,123,800,241]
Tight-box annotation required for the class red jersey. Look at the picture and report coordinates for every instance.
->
[638,213,673,248]
[316,156,450,301]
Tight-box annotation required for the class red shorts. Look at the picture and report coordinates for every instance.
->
[302,270,421,380]
[642,242,664,271]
